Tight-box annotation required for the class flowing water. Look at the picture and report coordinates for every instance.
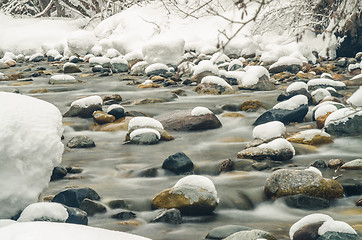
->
[1,62,361,240]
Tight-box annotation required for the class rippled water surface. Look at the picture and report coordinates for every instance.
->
[1,62,361,240]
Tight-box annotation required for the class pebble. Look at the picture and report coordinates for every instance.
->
[66,136,96,148]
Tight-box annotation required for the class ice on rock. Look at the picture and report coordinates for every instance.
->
[253,121,285,141]
[289,213,334,239]
[286,82,308,93]
[273,95,308,110]
[71,96,103,108]
[17,202,68,222]
[347,86,362,107]
[193,60,219,76]
[142,34,185,65]
[128,117,164,131]
[318,220,357,235]
[130,128,161,140]
[191,106,213,116]
[200,76,233,89]
[241,66,270,87]
[258,138,295,155]
[67,30,97,56]
[0,222,151,240]
[0,92,64,218]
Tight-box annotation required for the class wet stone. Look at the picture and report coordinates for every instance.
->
[328,158,344,169]
[111,210,136,220]
[293,221,324,240]
[317,232,360,240]
[107,199,127,209]
[52,187,101,208]
[253,105,308,126]
[151,208,182,224]
[103,94,122,105]
[51,166,68,181]
[162,152,194,175]
[283,194,330,210]
[64,206,88,225]
[205,225,252,240]
[311,160,327,169]
[130,132,159,145]
[240,100,265,112]
[79,199,107,216]
[66,136,96,148]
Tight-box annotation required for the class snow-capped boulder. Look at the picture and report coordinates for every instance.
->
[128,116,164,132]
[0,222,151,240]
[152,175,219,215]
[253,95,309,125]
[104,48,121,58]
[219,70,244,85]
[340,159,362,170]
[89,56,111,68]
[311,88,331,104]
[46,49,62,62]
[49,74,78,85]
[238,66,274,91]
[224,229,276,240]
[290,214,358,240]
[237,138,295,161]
[142,34,185,65]
[107,104,125,119]
[307,78,346,90]
[287,129,333,145]
[228,59,244,71]
[18,202,68,223]
[67,30,97,56]
[124,51,143,68]
[156,108,222,131]
[64,96,103,118]
[110,56,128,73]
[63,62,81,74]
[145,63,169,77]
[252,121,286,141]
[29,52,44,62]
[264,169,344,200]
[130,61,148,76]
[0,92,64,218]
[269,56,302,74]
[347,86,362,107]
[277,82,312,103]
[196,76,234,95]
[191,60,219,82]
[324,108,362,136]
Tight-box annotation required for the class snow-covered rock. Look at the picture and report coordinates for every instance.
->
[191,106,213,116]
[64,96,103,118]
[0,92,63,218]
[0,222,151,240]
[49,75,77,85]
[152,175,219,215]
[18,202,68,222]
[196,76,234,95]
[210,52,230,64]
[269,56,302,73]
[311,88,331,104]
[130,128,161,141]
[347,86,362,107]
[142,34,185,65]
[286,82,308,93]
[145,63,169,76]
[192,60,219,81]
[67,30,97,56]
[287,129,333,145]
[307,78,346,90]
[314,103,338,120]
[325,108,362,136]
[89,56,111,67]
[110,56,128,73]
[239,65,274,91]
[128,116,164,132]
[104,48,121,58]
[252,121,285,141]
[130,61,148,76]
[273,95,308,110]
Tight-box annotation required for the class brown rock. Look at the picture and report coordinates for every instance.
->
[287,135,333,145]
[31,88,49,93]
[310,66,328,75]
[137,82,160,88]
[328,159,344,169]
[93,117,131,132]
[151,75,166,82]
[79,199,106,216]
[171,89,186,96]
[103,94,122,105]
[240,100,266,112]
[5,59,16,67]
[195,83,234,95]
[332,74,346,81]
[221,112,245,118]
[10,82,31,86]
[7,73,23,80]
[134,98,168,105]
[92,111,115,124]
[316,112,333,129]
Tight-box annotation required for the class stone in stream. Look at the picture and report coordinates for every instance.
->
[79,199,107,216]
[17,202,69,223]
[52,187,101,208]
[240,100,266,112]
[196,76,234,95]
[269,56,302,74]
[238,66,275,91]
[339,179,362,197]
[324,108,362,136]
[152,175,219,215]
[110,56,128,73]
[156,107,221,131]
[51,166,68,181]
[264,168,344,200]
[92,111,115,124]
[49,74,78,84]
[103,94,123,105]
[205,225,252,240]
[63,62,81,73]
[310,160,327,169]
[162,152,194,175]
[190,60,219,83]
[107,104,125,119]
[145,63,169,77]
[130,131,160,145]
[111,210,136,220]
[223,229,277,240]
[151,208,182,224]
[64,206,88,225]
[277,88,313,104]
[282,194,330,210]
[287,129,333,146]
[340,159,362,170]
[29,52,44,62]
[66,136,96,148]
[64,96,103,118]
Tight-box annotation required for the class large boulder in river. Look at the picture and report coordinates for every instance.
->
[253,95,309,126]
[152,175,219,215]
[64,96,103,118]
[52,187,100,208]
[156,107,222,131]
[264,168,344,200]
[238,65,275,91]
[324,108,362,136]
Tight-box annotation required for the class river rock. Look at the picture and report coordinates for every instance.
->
[240,100,266,112]
[137,80,160,88]
[29,53,44,62]
[111,56,128,73]
[196,76,234,95]
[340,159,362,170]
[191,60,219,82]
[311,160,327,169]
[130,61,148,75]
[283,194,330,210]
[317,232,360,240]
[287,129,333,145]
[156,108,222,131]
[130,131,160,145]
[269,56,302,74]
[162,152,194,175]
[64,206,88,225]
[107,104,125,119]
[205,225,252,240]
[64,96,103,118]
[49,75,78,84]
[151,175,219,215]
[145,63,169,76]
[339,179,362,197]
[0,61,10,69]
[151,208,182,224]
[63,62,81,73]
[52,187,101,208]
[111,210,137,220]
[89,56,111,68]
[311,88,332,104]
[92,111,115,124]
[224,229,277,240]
[17,202,69,223]
[293,221,324,240]
[237,138,295,161]
[79,199,106,216]
[277,88,312,104]
[66,136,95,148]
[264,169,344,199]
[238,66,275,91]
[51,166,68,181]
[325,108,362,136]
[252,121,285,141]
[328,158,344,169]
[307,78,346,90]
[103,94,122,105]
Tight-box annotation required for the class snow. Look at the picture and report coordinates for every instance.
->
[130,128,161,140]
[224,36,260,57]
[305,166,322,176]
[0,222,151,240]
[318,220,357,235]
[46,49,62,59]
[258,138,295,155]
[125,51,143,62]
[311,88,331,103]
[269,56,302,69]
[29,52,44,61]
[63,62,77,69]
[110,56,127,65]
[219,70,245,84]
[0,220,16,228]
[252,121,285,141]
[325,108,362,126]
[142,34,185,65]
[314,104,338,119]
[321,73,333,79]
[210,52,230,64]
[128,117,164,131]
[347,86,362,107]
[17,202,68,222]
[201,76,233,89]
[0,92,63,218]
[307,78,346,88]
[350,73,362,81]
[241,66,270,87]
[173,175,218,203]
[107,104,124,113]
[105,48,121,58]
[191,106,213,116]
[67,30,97,56]
[70,96,103,108]
[289,213,333,239]
[286,82,308,93]
[193,60,219,76]
[273,95,308,110]
[228,59,244,71]
[145,63,169,75]
[291,129,331,141]
[89,57,111,66]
